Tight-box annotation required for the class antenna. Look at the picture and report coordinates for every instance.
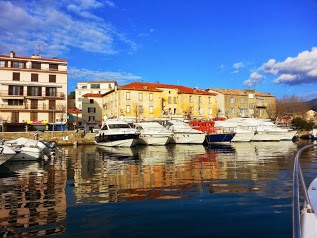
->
[34,42,43,55]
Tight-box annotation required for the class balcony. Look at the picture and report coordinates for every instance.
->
[256,102,268,108]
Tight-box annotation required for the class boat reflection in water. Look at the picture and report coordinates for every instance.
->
[0,160,67,237]
[0,141,300,237]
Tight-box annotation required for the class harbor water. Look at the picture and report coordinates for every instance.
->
[1,140,316,237]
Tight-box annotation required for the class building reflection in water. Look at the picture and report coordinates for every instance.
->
[0,158,67,237]
[70,142,297,204]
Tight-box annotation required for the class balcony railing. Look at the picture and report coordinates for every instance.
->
[256,102,268,107]
[0,91,66,98]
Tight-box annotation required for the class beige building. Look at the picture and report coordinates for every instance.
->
[75,81,117,110]
[0,51,67,131]
[207,88,276,119]
[102,82,217,122]
[81,93,103,132]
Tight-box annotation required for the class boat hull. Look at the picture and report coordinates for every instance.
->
[138,135,171,145]
[95,133,138,147]
[205,133,234,143]
[0,145,17,165]
[169,133,205,144]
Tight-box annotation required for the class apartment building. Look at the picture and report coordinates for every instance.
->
[81,93,103,132]
[102,82,217,122]
[207,88,276,119]
[0,51,67,132]
[75,81,117,110]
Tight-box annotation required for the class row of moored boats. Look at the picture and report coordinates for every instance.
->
[94,117,298,147]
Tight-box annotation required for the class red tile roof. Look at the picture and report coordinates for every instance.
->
[120,82,217,95]
[82,93,104,97]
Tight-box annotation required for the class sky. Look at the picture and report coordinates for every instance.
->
[1,0,317,100]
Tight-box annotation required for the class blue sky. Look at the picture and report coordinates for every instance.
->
[1,0,317,100]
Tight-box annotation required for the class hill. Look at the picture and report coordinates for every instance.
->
[306,98,317,111]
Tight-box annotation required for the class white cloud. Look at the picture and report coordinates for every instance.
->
[69,67,142,82]
[261,47,317,85]
[243,72,264,87]
[0,0,136,57]
[233,62,245,70]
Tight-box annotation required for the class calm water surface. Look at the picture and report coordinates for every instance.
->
[1,140,317,237]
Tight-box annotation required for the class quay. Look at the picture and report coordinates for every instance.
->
[0,131,96,146]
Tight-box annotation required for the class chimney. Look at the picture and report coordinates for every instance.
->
[10,51,15,58]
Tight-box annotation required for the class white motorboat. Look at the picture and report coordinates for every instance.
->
[0,144,17,165]
[165,120,205,144]
[293,143,317,238]
[4,137,51,161]
[95,119,139,147]
[134,122,172,145]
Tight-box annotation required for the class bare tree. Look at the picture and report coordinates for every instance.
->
[276,96,309,118]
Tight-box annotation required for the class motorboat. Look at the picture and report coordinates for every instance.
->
[4,137,52,161]
[134,122,172,145]
[189,120,235,143]
[293,143,317,238]
[95,119,139,147]
[226,118,297,141]
[165,120,205,144]
[0,144,17,165]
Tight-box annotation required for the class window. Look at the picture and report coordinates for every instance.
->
[13,72,20,81]
[0,61,5,67]
[168,96,171,104]
[230,97,234,103]
[248,93,254,99]
[108,84,112,89]
[49,75,56,83]
[126,92,130,100]
[27,86,42,96]
[88,116,95,122]
[126,105,130,113]
[230,108,235,114]
[32,62,41,69]
[91,84,100,89]
[31,73,38,82]
[249,103,254,109]
[259,109,263,116]
[240,98,245,103]
[149,93,153,101]
[30,112,38,121]
[9,85,23,95]
[81,86,87,89]
[11,112,19,123]
[90,99,94,104]
[88,107,96,113]
[31,99,38,109]
[198,96,202,102]
[13,61,24,68]
[208,97,211,104]
[189,96,193,103]
[208,108,212,114]
[49,64,58,70]
[149,106,153,114]
[8,99,23,105]
[199,107,203,115]
[139,93,143,101]
[46,87,56,96]
[78,98,82,101]
[173,97,177,104]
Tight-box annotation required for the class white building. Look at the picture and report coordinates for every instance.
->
[0,51,68,132]
[75,81,117,110]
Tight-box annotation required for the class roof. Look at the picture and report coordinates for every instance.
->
[120,82,217,95]
[82,93,104,97]
[0,54,67,63]
[77,80,117,84]
[208,88,274,97]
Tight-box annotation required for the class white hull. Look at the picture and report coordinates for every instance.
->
[251,131,282,141]
[138,135,171,145]
[231,131,255,142]
[95,138,138,147]
[0,145,17,165]
[170,133,205,144]
[10,147,43,161]
[301,177,317,238]
[280,130,297,140]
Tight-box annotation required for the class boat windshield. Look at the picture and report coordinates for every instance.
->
[108,124,131,129]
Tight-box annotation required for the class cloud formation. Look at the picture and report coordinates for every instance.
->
[0,0,136,57]
[244,47,317,87]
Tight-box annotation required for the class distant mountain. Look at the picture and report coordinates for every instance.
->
[306,98,317,111]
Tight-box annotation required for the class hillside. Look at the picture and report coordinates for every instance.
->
[307,98,317,111]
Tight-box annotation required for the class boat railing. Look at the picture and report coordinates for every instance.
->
[292,143,316,238]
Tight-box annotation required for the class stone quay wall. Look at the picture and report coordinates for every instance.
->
[0,131,96,146]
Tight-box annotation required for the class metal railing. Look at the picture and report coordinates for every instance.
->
[292,143,317,238]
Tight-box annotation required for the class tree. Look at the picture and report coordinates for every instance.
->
[68,91,75,99]
[276,96,309,118]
